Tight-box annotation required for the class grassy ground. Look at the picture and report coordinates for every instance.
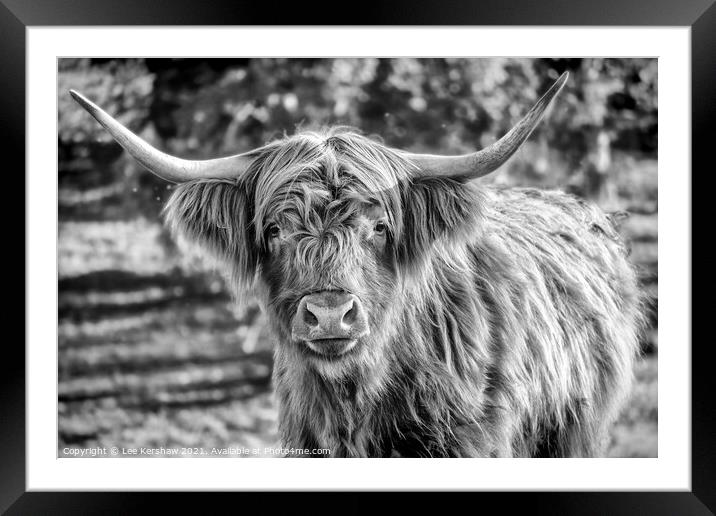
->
[58,160,658,458]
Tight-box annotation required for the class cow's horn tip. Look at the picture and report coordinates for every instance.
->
[555,71,569,88]
[69,89,88,105]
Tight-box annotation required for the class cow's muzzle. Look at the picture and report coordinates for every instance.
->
[291,291,369,357]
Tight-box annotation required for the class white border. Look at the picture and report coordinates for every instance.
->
[28,27,690,490]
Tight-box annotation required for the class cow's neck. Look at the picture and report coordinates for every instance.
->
[275,337,479,457]
[275,358,390,457]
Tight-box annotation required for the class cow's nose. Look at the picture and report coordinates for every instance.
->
[292,291,369,346]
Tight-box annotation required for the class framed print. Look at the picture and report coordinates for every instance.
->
[8,0,712,513]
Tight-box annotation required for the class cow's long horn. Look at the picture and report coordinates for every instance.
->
[404,72,568,180]
[69,90,253,183]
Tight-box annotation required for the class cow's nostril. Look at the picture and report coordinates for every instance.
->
[304,307,319,327]
[342,303,356,325]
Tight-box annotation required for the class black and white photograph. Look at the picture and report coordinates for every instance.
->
[57,57,658,459]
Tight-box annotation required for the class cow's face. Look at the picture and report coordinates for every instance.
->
[164,129,482,379]
[249,132,407,378]
[163,129,483,379]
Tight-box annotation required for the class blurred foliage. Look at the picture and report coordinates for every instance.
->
[58,59,154,144]
[58,58,657,219]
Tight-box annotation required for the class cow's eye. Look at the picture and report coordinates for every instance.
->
[374,221,387,234]
[267,224,281,239]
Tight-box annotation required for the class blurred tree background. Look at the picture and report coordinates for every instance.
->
[57,58,657,457]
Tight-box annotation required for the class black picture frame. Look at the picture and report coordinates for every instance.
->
[6,0,711,513]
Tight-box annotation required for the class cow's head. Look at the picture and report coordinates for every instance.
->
[70,72,567,379]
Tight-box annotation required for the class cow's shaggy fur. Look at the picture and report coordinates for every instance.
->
[164,127,644,457]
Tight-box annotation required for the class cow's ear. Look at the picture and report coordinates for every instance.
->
[397,177,483,267]
[163,179,257,289]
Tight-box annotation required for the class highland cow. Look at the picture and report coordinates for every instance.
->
[70,71,644,457]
